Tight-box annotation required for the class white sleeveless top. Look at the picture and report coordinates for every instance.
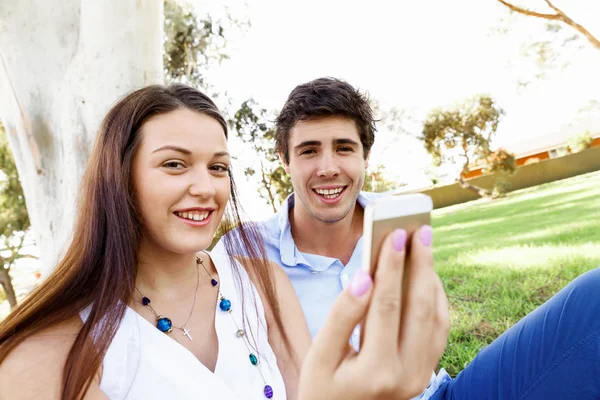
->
[80,252,286,400]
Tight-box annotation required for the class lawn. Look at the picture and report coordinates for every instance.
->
[433,170,600,377]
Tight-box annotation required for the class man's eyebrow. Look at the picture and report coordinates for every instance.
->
[151,145,192,155]
[334,138,360,146]
[294,140,321,150]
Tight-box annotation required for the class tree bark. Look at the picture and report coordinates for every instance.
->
[458,152,491,198]
[496,0,600,50]
[0,267,17,309]
[0,0,164,277]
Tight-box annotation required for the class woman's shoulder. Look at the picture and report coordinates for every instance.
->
[0,315,99,399]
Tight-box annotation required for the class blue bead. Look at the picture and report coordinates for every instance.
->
[219,298,231,312]
[156,317,172,333]
[249,353,258,365]
[264,385,273,398]
[211,279,218,287]
[142,296,151,306]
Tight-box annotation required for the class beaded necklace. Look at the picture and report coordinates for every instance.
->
[136,255,274,399]
[135,261,199,341]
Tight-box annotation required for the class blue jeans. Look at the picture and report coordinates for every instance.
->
[431,267,600,399]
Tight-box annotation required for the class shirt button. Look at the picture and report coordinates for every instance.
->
[341,273,350,283]
[311,270,320,274]
[353,326,360,337]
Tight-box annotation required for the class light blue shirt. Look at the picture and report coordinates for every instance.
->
[251,191,382,347]
[216,191,450,398]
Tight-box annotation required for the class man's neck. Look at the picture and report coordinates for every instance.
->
[289,201,364,266]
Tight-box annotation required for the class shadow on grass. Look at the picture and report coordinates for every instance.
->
[432,171,600,377]
[439,254,598,377]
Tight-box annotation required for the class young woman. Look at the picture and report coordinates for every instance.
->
[0,84,448,400]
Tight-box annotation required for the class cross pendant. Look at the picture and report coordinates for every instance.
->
[182,328,193,341]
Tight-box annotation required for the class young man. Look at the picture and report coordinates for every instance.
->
[220,77,600,399]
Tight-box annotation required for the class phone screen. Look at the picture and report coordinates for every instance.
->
[362,194,433,276]
[366,211,431,275]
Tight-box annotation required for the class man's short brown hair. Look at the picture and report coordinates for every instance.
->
[275,77,376,163]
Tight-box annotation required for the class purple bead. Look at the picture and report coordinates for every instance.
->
[264,385,273,399]
[211,279,218,287]
[142,297,151,306]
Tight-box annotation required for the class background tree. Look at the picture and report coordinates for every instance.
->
[163,0,247,104]
[493,1,599,86]
[164,0,227,87]
[496,0,599,50]
[231,99,292,213]
[421,94,515,197]
[362,165,403,193]
[0,0,164,276]
[567,131,594,153]
[0,123,35,308]
[0,0,240,278]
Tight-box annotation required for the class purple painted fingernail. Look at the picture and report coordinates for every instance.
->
[420,225,433,246]
[392,229,407,252]
[349,270,372,297]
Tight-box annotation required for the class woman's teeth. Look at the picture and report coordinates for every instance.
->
[175,211,210,221]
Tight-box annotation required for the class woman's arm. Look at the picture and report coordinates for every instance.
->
[238,257,312,400]
[0,316,107,400]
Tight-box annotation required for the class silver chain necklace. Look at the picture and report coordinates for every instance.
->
[135,259,200,341]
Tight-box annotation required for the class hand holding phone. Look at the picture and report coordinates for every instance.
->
[299,195,449,400]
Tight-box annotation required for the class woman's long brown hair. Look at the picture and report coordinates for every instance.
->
[0,84,291,399]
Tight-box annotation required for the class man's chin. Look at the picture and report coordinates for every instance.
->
[311,207,353,224]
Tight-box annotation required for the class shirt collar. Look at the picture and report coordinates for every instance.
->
[277,191,375,268]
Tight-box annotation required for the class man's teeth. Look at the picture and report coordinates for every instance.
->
[176,211,210,221]
[315,188,344,198]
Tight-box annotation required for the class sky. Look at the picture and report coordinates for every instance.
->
[186,0,600,219]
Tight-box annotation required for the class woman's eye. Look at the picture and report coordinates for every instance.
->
[211,164,229,173]
[162,161,185,169]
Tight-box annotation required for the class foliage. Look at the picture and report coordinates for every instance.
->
[567,131,594,153]
[0,122,32,308]
[362,165,401,193]
[163,0,249,102]
[0,125,29,236]
[421,94,514,197]
[164,0,226,86]
[230,99,293,213]
[484,148,517,196]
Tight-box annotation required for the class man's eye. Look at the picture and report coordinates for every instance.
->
[300,149,316,155]
[338,147,354,152]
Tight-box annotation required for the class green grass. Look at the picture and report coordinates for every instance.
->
[433,170,600,377]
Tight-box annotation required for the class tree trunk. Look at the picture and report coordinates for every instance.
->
[457,175,492,198]
[458,155,492,198]
[0,267,17,309]
[260,161,279,214]
[0,0,164,277]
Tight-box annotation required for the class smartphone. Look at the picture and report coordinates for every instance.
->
[362,193,433,276]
